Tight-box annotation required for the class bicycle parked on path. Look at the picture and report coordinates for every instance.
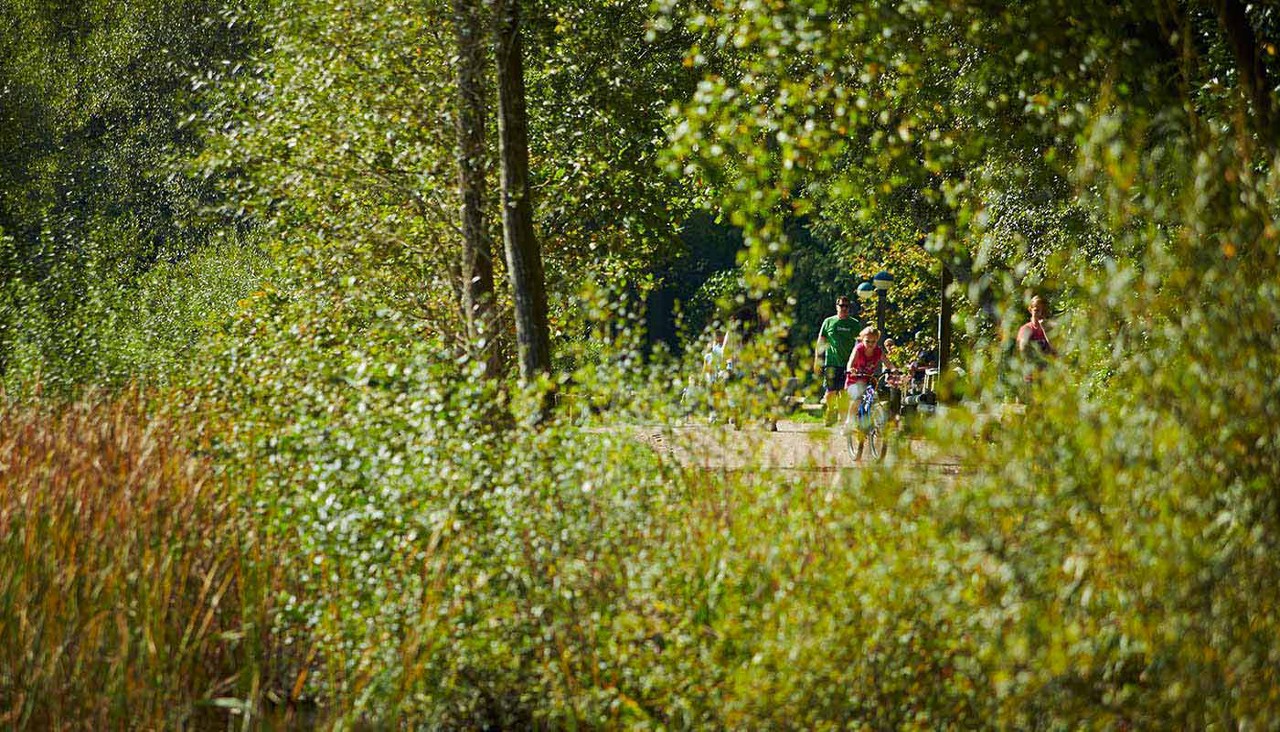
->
[898,366,940,422]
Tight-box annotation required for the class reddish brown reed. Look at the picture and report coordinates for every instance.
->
[0,388,277,730]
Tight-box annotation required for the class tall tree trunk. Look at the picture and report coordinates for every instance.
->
[1214,0,1278,151]
[493,0,551,381]
[452,0,503,377]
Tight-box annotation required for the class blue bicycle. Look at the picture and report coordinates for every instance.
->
[844,372,891,462]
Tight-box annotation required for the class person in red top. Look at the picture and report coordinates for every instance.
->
[1017,295,1056,381]
[844,325,886,414]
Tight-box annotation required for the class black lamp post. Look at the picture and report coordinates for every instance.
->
[872,270,894,334]
[857,272,895,334]
[855,281,876,328]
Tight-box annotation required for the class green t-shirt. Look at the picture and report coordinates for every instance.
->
[819,315,860,367]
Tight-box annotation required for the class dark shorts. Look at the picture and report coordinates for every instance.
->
[822,366,847,393]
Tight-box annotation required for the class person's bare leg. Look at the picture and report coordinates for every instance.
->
[824,390,843,426]
[831,389,848,427]
[842,386,860,427]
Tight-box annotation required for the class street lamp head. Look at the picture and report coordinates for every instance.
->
[856,281,877,301]
[873,270,894,291]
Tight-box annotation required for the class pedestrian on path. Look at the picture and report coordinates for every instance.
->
[813,295,860,426]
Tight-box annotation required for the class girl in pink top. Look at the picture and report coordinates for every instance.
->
[845,326,886,408]
[1017,295,1056,382]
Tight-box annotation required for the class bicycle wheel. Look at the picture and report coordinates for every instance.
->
[844,421,860,462]
[865,403,889,460]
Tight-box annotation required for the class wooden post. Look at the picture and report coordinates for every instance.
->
[938,263,952,374]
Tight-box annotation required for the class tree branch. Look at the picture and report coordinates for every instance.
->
[1214,0,1278,151]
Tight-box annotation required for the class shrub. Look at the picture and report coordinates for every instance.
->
[0,236,267,398]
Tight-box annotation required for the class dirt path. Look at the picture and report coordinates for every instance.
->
[625,419,956,473]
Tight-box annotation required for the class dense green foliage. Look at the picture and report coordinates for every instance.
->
[194,0,706,369]
[0,0,266,394]
[2,0,1279,728]
[662,0,1280,725]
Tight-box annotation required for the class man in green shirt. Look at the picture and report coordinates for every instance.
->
[813,295,860,426]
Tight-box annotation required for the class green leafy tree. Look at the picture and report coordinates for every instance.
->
[494,0,552,380]
[452,0,504,377]
[202,0,704,380]
[0,0,262,392]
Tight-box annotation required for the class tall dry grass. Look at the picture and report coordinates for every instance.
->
[0,390,280,730]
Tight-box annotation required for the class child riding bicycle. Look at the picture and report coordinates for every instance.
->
[844,326,886,460]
